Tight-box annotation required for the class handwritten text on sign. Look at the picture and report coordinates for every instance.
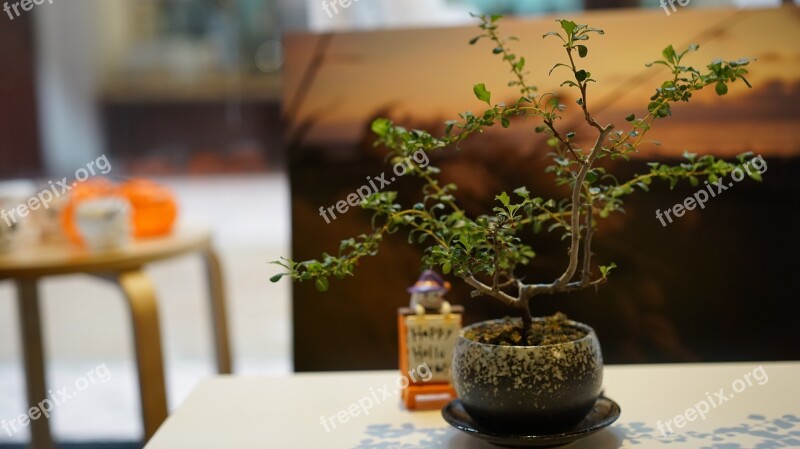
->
[404,314,461,383]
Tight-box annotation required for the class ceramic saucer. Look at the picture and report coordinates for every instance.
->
[441,396,621,448]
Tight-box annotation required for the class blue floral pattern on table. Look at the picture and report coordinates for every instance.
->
[352,415,800,449]
[617,414,800,448]
[353,423,451,449]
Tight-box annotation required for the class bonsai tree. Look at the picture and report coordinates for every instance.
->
[272,15,755,342]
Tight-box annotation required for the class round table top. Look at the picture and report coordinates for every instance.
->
[0,227,212,278]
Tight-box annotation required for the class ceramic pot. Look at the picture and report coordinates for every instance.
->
[452,317,603,433]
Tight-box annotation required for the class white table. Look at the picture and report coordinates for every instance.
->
[145,362,800,448]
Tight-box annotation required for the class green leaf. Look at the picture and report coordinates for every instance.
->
[715,81,728,96]
[315,277,330,292]
[501,117,510,128]
[559,19,577,36]
[442,262,452,275]
[736,152,754,163]
[662,45,676,63]
[625,113,635,122]
[748,171,762,182]
[599,262,618,277]
[513,186,530,198]
[469,35,482,45]
[645,60,671,69]
[549,63,570,76]
[269,273,288,283]
[492,47,503,54]
[270,259,290,269]
[473,83,492,105]
[444,120,457,135]
[490,14,503,22]
[371,118,391,137]
[575,70,588,82]
[577,45,588,58]
[496,191,511,207]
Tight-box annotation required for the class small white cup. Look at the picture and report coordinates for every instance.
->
[75,197,132,251]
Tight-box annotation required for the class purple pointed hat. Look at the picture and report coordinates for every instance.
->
[407,269,451,293]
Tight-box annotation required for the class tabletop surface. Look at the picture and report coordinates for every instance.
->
[145,361,800,449]
[0,226,211,277]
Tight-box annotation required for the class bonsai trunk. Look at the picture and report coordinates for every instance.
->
[517,294,533,336]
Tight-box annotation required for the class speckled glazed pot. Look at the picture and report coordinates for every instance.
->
[452,318,603,434]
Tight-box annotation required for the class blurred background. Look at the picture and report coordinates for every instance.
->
[0,0,798,447]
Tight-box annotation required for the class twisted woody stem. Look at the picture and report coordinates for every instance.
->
[463,22,613,330]
[463,126,611,329]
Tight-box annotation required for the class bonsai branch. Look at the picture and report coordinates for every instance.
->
[464,275,533,329]
[553,125,611,287]
[529,277,607,296]
[272,16,755,335]
[565,46,603,132]
[545,118,584,162]
[464,275,521,307]
[581,196,594,283]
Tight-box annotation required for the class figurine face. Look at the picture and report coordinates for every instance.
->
[412,291,444,309]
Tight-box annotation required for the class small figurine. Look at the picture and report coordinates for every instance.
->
[399,270,462,409]
[408,270,452,316]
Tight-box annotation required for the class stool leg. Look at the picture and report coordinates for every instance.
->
[201,248,232,374]
[16,279,54,449]
[117,270,168,442]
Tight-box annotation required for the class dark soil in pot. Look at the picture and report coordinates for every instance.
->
[452,314,603,434]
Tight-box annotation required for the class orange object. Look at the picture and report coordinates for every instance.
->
[61,178,178,244]
[397,308,461,411]
[120,179,178,238]
[61,178,122,244]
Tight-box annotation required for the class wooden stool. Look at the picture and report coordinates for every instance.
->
[0,226,232,447]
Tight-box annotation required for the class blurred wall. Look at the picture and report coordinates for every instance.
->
[285,6,800,371]
[34,0,104,176]
[0,8,40,178]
